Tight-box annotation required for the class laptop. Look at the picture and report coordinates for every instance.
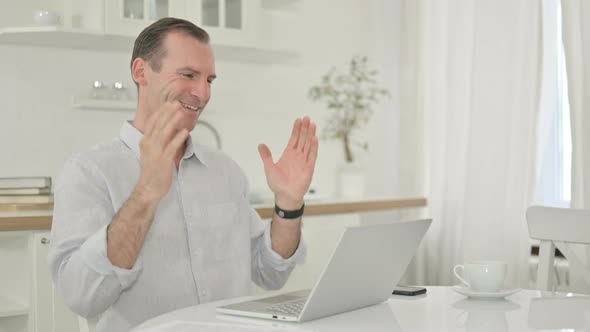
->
[216,219,432,322]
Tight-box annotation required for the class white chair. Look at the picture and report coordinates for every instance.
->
[526,205,590,291]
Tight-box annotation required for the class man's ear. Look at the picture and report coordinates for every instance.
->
[131,58,148,86]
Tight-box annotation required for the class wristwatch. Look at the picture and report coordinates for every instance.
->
[274,203,305,219]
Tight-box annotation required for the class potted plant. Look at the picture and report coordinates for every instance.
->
[308,56,390,197]
[308,55,390,163]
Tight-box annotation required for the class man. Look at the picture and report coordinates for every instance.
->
[48,17,318,331]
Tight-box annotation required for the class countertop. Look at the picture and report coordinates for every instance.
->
[133,287,590,332]
[0,197,427,231]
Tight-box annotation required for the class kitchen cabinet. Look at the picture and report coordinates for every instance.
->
[0,231,78,332]
[105,0,260,48]
[104,0,186,37]
[186,0,259,48]
[0,232,30,332]
[30,233,52,332]
[30,232,78,332]
[0,0,300,63]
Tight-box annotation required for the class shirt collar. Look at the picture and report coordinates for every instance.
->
[119,120,210,166]
[190,139,212,167]
[119,121,143,159]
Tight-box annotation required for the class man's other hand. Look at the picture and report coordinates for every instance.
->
[258,116,319,209]
[135,102,189,203]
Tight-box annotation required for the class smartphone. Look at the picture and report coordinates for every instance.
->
[392,285,427,296]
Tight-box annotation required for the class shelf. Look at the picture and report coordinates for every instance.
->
[0,203,53,212]
[0,26,299,63]
[254,197,428,219]
[0,297,28,318]
[0,197,428,231]
[71,97,136,111]
[261,0,300,10]
[0,26,132,52]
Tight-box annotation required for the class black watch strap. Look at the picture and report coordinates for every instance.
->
[274,203,305,219]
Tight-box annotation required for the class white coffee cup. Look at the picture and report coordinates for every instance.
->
[453,261,507,292]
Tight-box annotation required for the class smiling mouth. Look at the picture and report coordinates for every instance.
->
[180,102,201,112]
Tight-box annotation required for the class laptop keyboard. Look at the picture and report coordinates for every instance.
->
[258,298,307,317]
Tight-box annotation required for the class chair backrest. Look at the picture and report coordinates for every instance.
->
[526,205,590,291]
[78,316,98,332]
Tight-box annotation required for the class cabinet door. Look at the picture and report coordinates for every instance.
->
[185,0,260,47]
[105,0,187,36]
[30,232,78,332]
[30,232,52,332]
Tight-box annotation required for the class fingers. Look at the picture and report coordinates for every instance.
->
[296,117,311,150]
[151,102,180,139]
[144,102,174,137]
[160,112,184,147]
[287,116,317,157]
[307,136,319,169]
[303,122,316,156]
[143,102,188,164]
[144,106,166,136]
[287,119,302,149]
[258,144,274,169]
[164,128,190,160]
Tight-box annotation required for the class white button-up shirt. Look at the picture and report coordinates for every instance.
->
[48,121,306,332]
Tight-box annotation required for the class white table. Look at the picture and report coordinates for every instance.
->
[133,286,590,331]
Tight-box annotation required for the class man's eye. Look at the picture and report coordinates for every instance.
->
[182,73,194,79]
[207,79,214,84]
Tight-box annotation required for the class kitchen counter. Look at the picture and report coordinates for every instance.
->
[0,197,427,231]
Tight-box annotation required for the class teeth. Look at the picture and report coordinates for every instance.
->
[181,102,199,111]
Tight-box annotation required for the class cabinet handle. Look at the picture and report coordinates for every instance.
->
[41,237,50,244]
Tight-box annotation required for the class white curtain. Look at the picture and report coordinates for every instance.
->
[405,0,542,287]
[562,0,590,209]
[561,0,590,293]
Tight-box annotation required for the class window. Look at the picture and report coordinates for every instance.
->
[536,0,572,208]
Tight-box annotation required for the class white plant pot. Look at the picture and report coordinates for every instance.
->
[336,162,365,199]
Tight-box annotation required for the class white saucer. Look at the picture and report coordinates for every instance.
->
[452,285,521,299]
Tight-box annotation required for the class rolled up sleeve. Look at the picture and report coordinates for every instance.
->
[48,157,142,318]
[261,224,307,270]
[80,224,143,289]
[249,206,307,290]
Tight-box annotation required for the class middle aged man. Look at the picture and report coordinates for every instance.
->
[48,17,318,331]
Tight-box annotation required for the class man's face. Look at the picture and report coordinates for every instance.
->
[143,32,216,133]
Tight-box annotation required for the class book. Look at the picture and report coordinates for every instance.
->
[0,187,51,195]
[0,194,54,204]
[0,177,51,189]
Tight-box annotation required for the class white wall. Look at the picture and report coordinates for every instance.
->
[0,0,413,200]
